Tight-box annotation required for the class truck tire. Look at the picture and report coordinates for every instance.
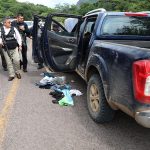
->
[87,74,115,123]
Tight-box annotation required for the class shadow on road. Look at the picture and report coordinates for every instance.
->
[24,68,150,150]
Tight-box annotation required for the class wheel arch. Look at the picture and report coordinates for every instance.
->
[85,54,109,100]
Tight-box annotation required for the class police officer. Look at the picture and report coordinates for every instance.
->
[12,13,31,72]
[30,25,44,70]
[0,17,22,81]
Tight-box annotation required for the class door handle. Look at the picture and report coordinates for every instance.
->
[68,38,75,43]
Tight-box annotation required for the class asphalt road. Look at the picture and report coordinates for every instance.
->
[0,39,150,150]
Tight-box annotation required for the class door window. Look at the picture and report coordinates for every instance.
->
[47,16,79,37]
[101,16,150,36]
[80,17,97,66]
[83,17,96,48]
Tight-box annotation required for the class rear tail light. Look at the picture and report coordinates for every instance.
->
[133,60,150,103]
[125,12,148,17]
[144,76,150,96]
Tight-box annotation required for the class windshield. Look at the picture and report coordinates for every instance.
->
[25,21,33,26]
[101,16,150,36]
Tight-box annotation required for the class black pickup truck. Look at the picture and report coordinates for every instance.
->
[33,9,150,128]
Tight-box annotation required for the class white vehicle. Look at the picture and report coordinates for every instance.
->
[24,21,33,29]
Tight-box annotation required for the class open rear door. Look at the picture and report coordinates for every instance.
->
[32,15,46,63]
[42,13,82,72]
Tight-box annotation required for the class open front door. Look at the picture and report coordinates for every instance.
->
[42,14,82,72]
[32,15,46,63]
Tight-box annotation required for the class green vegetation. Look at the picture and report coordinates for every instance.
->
[0,0,150,20]
[54,0,150,16]
[0,0,53,20]
[64,0,150,15]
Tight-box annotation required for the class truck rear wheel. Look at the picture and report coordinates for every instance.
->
[87,74,115,123]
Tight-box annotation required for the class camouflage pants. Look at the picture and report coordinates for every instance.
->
[2,48,20,77]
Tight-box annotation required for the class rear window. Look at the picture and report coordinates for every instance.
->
[101,16,150,36]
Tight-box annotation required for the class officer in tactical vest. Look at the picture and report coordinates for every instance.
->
[0,17,22,81]
[12,13,31,72]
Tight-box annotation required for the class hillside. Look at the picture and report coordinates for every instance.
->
[77,0,98,5]
[0,0,52,20]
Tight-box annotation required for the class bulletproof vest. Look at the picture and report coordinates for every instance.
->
[1,27,18,50]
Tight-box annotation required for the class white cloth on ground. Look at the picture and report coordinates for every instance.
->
[70,89,83,96]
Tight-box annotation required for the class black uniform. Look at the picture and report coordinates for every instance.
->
[12,21,30,71]
[30,26,44,69]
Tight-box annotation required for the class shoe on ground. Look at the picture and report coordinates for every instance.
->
[37,65,44,70]
[8,77,15,81]
[16,73,21,79]
[23,69,27,72]
[3,68,8,71]
[52,100,59,104]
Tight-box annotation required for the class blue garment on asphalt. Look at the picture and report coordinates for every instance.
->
[50,84,74,106]
[58,88,74,106]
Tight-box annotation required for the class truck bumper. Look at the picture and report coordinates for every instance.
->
[135,111,150,128]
